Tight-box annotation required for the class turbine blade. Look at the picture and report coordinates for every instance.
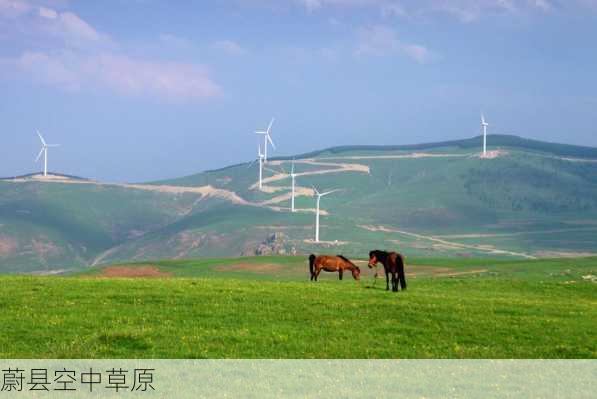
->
[37,130,46,146]
[267,118,275,133]
[267,134,276,150]
[35,148,44,162]
[320,189,339,197]
[311,185,320,196]
[255,131,267,135]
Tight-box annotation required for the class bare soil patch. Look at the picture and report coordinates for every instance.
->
[477,150,509,159]
[0,236,18,256]
[100,265,172,278]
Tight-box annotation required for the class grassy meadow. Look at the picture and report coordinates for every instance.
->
[0,256,595,359]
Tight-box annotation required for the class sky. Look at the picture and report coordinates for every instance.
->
[1,0,596,182]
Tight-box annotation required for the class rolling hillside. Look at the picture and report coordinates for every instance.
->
[2,134,597,273]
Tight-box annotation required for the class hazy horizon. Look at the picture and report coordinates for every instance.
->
[1,0,596,182]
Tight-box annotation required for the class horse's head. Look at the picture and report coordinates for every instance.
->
[352,266,361,280]
[368,251,379,268]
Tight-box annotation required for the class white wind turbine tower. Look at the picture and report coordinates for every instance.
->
[35,130,60,177]
[290,160,296,212]
[255,118,275,162]
[249,143,265,190]
[313,186,338,243]
[481,114,489,157]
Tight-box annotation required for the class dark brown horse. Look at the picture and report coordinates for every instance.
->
[309,254,361,281]
[368,250,406,292]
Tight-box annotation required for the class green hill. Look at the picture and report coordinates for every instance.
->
[2,135,597,273]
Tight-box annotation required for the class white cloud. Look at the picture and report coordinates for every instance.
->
[530,0,552,12]
[0,1,222,102]
[298,0,394,12]
[292,0,562,21]
[91,53,221,100]
[1,1,109,46]
[5,50,221,101]
[37,6,56,19]
[301,0,322,11]
[400,43,435,63]
[355,25,437,63]
[0,0,31,18]
[57,11,101,42]
[211,40,247,56]
[12,50,80,90]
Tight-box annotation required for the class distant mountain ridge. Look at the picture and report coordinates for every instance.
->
[204,134,597,174]
[2,134,597,274]
[0,172,90,181]
[271,134,597,161]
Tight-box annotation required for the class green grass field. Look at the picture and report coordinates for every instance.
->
[0,256,595,359]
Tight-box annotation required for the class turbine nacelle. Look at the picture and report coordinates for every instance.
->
[254,118,275,161]
[313,186,338,198]
[35,130,60,176]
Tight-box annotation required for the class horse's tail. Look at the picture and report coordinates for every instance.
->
[397,253,407,290]
[309,254,316,278]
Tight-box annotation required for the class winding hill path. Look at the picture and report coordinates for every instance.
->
[359,224,537,259]
[5,156,372,214]
[250,159,369,190]
[319,152,470,160]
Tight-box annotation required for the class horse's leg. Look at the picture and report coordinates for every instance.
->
[385,269,390,291]
[372,268,378,287]
[392,272,398,292]
[338,269,343,280]
[315,268,321,281]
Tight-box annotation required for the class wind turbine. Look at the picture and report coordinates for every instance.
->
[290,160,296,212]
[313,186,338,243]
[35,130,60,177]
[248,143,265,190]
[255,118,275,162]
[481,114,489,157]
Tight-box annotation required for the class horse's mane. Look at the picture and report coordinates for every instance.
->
[336,254,357,267]
[336,254,352,263]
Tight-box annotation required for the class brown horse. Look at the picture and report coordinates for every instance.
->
[309,254,361,281]
[368,250,406,292]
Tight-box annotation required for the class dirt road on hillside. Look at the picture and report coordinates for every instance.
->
[359,224,537,259]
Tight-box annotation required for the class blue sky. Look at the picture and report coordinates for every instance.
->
[1,0,596,182]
